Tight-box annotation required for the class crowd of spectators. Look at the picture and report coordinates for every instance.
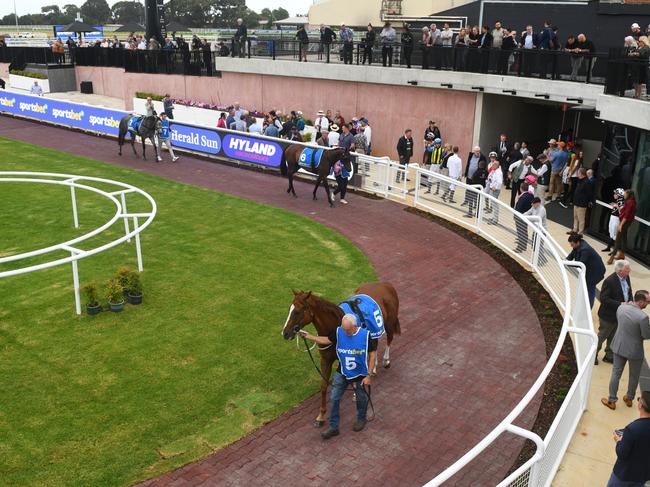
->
[213,104,374,154]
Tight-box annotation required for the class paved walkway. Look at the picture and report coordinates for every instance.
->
[1,116,547,486]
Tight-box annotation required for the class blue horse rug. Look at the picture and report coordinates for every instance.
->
[339,294,385,339]
[128,115,144,133]
[298,147,324,171]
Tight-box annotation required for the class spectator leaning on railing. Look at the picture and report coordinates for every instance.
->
[380,22,397,67]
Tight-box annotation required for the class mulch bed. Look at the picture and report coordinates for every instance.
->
[405,206,578,478]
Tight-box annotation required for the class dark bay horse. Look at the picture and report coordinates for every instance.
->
[118,115,161,160]
[280,145,347,207]
[281,282,401,427]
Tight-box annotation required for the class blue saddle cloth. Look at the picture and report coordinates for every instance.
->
[298,147,324,171]
[339,294,385,339]
[128,115,143,133]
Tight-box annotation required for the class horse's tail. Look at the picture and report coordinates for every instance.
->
[118,116,128,145]
[280,148,288,176]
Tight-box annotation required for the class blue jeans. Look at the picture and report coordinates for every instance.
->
[329,372,368,430]
[606,472,645,487]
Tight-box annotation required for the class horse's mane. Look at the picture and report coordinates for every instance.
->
[306,293,344,332]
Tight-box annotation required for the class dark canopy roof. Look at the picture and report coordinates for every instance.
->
[166,21,191,33]
[60,21,97,33]
[114,21,145,33]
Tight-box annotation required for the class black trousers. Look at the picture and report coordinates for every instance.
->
[510,180,522,208]
[422,47,430,69]
[382,45,393,67]
[497,50,510,74]
[403,46,412,68]
[362,46,373,64]
[343,42,353,64]
[515,216,529,251]
[334,176,348,199]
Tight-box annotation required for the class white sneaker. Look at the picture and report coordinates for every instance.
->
[340,199,348,205]
[172,156,179,162]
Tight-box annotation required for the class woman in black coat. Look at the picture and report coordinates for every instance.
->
[362,24,376,65]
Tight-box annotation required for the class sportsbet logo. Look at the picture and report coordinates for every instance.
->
[89,115,120,129]
[0,96,16,108]
[19,101,48,114]
[52,108,84,121]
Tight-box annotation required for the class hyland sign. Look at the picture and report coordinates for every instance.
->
[170,124,221,154]
[222,133,283,167]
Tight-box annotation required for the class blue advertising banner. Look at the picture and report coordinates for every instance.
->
[222,133,283,168]
[170,123,221,154]
[0,92,124,136]
[54,25,104,42]
[0,93,344,174]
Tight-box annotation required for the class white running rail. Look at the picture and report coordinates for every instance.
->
[0,172,157,314]
[353,154,596,487]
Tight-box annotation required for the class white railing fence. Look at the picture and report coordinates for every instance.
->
[354,154,596,487]
[0,172,157,314]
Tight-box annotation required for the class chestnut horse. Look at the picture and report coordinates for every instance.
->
[281,282,401,427]
[280,145,347,207]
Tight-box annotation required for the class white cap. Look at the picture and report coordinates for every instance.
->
[632,23,640,29]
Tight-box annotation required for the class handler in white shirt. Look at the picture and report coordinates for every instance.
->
[315,110,329,133]
[328,124,340,146]
[30,81,43,96]
[485,157,503,223]
[441,146,462,203]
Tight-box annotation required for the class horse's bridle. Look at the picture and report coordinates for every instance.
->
[291,301,332,351]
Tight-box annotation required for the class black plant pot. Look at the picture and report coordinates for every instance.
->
[86,303,101,315]
[127,293,143,305]
[109,301,125,312]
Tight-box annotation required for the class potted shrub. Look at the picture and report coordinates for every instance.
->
[116,266,132,296]
[126,271,143,305]
[106,278,125,312]
[83,281,101,315]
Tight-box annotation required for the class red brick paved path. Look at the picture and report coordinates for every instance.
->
[1,116,547,486]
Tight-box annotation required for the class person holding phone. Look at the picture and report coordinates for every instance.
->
[607,390,650,487]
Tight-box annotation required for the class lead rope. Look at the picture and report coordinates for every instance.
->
[301,335,376,421]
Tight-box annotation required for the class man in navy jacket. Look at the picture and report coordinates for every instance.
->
[607,390,650,487]
[566,233,606,308]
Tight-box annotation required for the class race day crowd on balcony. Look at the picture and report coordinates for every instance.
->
[22,14,649,90]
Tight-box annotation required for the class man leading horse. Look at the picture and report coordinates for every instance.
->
[300,313,375,439]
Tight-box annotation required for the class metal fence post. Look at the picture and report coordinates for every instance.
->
[272,39,276,60]
[133,216,143,272]
[414,170,421,207]
[71,255,81,315]
[70,186,79,229]
[476,188,484,235]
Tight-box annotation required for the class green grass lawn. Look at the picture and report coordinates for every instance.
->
[0,138,376,487]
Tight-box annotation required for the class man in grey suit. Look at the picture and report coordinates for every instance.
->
[596,260,633,365]
[602,290,650,410]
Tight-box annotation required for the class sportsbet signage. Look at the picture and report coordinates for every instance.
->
[0,92,122,136]
[0,92,297,169]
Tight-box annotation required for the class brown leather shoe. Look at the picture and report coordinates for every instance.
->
[607,254,615,265]
[623,395,633,407]
[601,398,616,410]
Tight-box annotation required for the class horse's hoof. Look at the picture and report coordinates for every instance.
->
[286,188,291,194]
[313,420,325,428]
[370,371,377,377]
[292,194,297,198]
[383,360,391,369]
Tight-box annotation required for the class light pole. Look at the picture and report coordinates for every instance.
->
[13,0,19,29]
